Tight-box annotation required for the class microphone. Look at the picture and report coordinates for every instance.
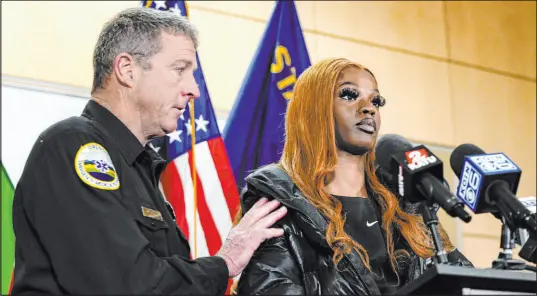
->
[514,196,536,246]
[516,197,537,264]
[449,143,537,233]
[375,134,472,223]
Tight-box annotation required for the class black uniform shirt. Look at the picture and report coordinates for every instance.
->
[11,100,229,294]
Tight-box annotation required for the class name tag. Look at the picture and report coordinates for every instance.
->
[141,206,163,221]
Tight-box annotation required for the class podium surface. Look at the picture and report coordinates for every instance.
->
[394,264,536,295]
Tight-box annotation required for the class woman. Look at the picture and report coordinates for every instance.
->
[234,58,472,295]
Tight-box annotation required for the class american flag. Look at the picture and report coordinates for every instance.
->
[141,0,240,259]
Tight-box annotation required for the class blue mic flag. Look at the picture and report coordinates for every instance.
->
[223,0,311,189]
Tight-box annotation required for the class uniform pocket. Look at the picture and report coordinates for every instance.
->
[122,198,170,256]
[132,208,169,231]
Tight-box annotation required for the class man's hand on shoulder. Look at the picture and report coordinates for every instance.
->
[216,197,287,277]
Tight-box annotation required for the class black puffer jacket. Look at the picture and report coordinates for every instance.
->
[236,164,473,295]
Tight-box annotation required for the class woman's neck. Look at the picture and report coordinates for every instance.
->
[325,150,368,198]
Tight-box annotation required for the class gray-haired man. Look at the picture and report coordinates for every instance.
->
[11,7,287,294]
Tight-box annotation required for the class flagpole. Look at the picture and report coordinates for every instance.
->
[182,0,198,260]
[188,98,198,259]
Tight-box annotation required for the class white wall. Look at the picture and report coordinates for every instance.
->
[1,85,89,185]
[0,80,227,186]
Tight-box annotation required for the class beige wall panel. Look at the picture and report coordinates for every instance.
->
[188,1,316,31]
[314,1,447,58]
[462,235,500,268]
[511,245,524,262]
[1,1,138,88]
[446,1,536,79]
[303,32,319,63]
[450,65,536,197]
[315,35,454,146]
[461,213,502,238]
[0,1,313,113]
[188,1,274,21]
[188,9,266,111]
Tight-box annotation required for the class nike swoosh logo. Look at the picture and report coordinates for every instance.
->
[366,221,378,227]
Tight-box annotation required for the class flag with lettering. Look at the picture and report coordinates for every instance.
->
[223,0,311,189]
[140,0,240,264]
[1,162,15,294]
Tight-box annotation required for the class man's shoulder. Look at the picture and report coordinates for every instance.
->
[19,115,119,188]
[39,115,101,143]
[26,115,112,166]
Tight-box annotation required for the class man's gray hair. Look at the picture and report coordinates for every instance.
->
[91,7,198,93]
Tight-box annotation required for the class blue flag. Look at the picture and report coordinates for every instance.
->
[223,0,311,189]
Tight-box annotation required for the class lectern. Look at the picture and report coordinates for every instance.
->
[394,264,536,295]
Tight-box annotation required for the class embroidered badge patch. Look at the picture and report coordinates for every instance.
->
[74,142,120,190]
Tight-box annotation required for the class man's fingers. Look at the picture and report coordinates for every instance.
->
[239,197,268,225]
[256,206,287,229]
[241,199,281,226]
[250,197,268,210]
[262,228,285,240]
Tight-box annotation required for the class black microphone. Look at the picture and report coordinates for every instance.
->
[513,196,536,247]
[375,134,472,223]
[516,197,537,265]
[450,143,537,234]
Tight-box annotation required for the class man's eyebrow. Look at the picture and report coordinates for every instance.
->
[171,59,190,66]
[170,59,198,71]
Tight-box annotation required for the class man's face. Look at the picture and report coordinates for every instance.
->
[134,32,199,137]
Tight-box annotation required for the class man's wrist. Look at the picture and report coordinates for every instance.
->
[215,253,234,277]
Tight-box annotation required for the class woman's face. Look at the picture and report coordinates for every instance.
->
[333,67,384,155]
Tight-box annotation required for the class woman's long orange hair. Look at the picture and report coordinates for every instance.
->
[279,57,453,272]
[233,58,454,279]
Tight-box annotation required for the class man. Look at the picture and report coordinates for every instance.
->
[11,7,287,295]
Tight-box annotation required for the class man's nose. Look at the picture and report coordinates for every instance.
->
[182,75,200,99]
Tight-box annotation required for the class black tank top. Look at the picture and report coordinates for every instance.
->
[333,195,400,294]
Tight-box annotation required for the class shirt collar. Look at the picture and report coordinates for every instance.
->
[82,100,145,165]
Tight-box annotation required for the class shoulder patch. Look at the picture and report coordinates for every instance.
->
[74,142,120,190]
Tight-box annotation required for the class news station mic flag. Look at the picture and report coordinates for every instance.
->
[223,0,311,189]
[141,0,240,268]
